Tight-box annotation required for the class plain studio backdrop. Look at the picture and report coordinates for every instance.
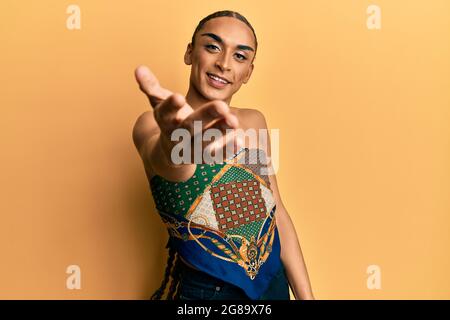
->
[0,0,449,299]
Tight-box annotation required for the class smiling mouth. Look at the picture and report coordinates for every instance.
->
[207,73,231,84]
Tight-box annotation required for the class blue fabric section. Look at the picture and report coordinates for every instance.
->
[170,227,282,300]
[177,258,289,300]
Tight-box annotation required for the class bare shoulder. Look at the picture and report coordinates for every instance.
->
[132,110,159,153]
[231,107,271,155]
[230,107,267,130]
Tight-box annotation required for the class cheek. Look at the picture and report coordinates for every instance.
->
[235,67,250,82]
[195,51,214,67]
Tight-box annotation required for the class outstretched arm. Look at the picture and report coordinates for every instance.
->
[133,65,242,181]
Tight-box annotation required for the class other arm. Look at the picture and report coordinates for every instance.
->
[251,110,315,300]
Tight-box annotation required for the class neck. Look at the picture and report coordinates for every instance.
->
[185,83,232,110]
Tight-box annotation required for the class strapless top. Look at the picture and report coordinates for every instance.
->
[149,147,282,300]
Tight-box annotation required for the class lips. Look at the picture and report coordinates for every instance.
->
[206,73,231,89]
[207,73,231,84]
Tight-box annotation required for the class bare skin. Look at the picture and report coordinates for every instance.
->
[132,16,314,300]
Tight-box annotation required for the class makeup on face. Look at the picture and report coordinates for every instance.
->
[186,17,256,106]
[199,32,254,91]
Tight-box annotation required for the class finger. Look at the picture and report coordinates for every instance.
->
[134,65,172,108]
[202,128,244,163]
[155,93,194,131]
[205,117,239,136]
[180,100,239,136]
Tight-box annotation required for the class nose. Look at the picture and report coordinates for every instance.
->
[215,52,232,72]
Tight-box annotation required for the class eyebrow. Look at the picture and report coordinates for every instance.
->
[200,33,255,52]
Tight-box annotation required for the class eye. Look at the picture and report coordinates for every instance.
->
[205,44,220,51]
[235,53,247,61]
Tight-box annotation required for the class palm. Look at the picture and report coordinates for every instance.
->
[134,65,241,164]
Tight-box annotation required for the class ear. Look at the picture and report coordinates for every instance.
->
[184,43,193,65]
[242,63,254,84]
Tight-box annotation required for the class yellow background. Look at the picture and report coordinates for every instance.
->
[1,0,449,299]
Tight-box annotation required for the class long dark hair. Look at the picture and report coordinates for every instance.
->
[191,10,258,56]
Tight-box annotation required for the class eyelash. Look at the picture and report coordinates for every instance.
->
[205,44,247,61]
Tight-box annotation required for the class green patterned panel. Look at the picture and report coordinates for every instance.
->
[214,166,255,185]
[150,162,225,216]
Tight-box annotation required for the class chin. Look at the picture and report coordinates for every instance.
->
[202,87,229,102]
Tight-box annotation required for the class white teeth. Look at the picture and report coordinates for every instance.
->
[208,74,228,84]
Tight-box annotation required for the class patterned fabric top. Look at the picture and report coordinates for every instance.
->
[149,147,282,300]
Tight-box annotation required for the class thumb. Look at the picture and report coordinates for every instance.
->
[134,65,172,108]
